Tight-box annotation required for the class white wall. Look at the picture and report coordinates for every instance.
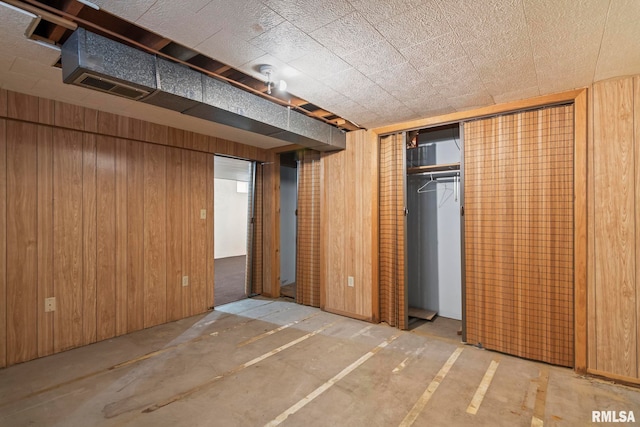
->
[214,178,248,259]
[436,141,462,320]
[280,166,297,285]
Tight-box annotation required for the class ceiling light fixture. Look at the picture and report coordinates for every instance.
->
[260,64,286,95]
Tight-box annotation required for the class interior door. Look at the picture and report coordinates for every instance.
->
[379,133,407,329]
[463,105,575,367]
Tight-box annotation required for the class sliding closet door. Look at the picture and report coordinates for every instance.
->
[249,164,263,296]
[296,150,321,307]
[379,133,407,329]
[464,105,574,366]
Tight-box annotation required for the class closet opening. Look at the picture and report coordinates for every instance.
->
[213,156,255,307]
[405,124,463,338]
[279,151,298,300]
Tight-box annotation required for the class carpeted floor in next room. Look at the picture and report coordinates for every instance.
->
[214,255,247,306]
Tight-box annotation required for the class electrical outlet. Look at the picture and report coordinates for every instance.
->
[44,297,56,312]
[182,276,189,287]
[348,276,354,287]
[200,209,207,220]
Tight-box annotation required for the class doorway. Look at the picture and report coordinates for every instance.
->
[405,124,463,337]
[213,156,254,306]
[279,152,298,299]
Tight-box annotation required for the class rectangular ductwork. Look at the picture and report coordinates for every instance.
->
[61,28,345,151]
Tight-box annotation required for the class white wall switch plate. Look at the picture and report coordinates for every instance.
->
[45,297,56,312]
[200,209,207,219]
[348,276,354,287]
[182,276,189,287]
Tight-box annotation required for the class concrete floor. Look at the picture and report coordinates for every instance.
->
[1,298,639,427]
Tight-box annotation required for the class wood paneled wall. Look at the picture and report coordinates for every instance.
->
[321,130,378,321]
[589,76,640,381]
[0,89,277,367]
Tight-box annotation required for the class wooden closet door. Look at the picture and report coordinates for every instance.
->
[464,105,574,367]
[296,150,321,307]
[379,133,407,329]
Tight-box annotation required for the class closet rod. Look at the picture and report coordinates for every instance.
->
[410,170,461,178]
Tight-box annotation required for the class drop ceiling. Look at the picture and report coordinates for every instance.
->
[1,0,639,150]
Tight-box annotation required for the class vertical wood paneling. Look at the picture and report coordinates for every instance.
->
[166,147,183,322]
[0,88,274,367]
[593,78,637,377]
[53,129,84,353]
[574,90,588,373]
[190,151,209,314]
[54,101,85,131]
[6,122,38,365]
[82,135,97,345]
[143,144,167,328]
[37,125,54,357]
[7,92,38,122]
[115,139,128,335]
[181,151,192,316]
[38,98,54,126]
[0,119,6,367]
[127,140,144,332]
[321,130,377,321]
[96,136,117,341]
[0,89,7,116]
[635,77,640,377]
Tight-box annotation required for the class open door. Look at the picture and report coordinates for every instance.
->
[213,156,254,306]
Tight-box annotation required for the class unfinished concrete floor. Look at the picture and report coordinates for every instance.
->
[1,298,639,427]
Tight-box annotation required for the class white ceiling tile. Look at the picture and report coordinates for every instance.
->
[288,47,351,80]
[369,62,440,103]
[0,70,39,92]
[342,41,405,77]
[310,12,386,57]
[448,92,495,111]
[262,0,354,32]
[374,1,450,50]
[437,0,526,41]
[418,57,483,89]
[250,21,323,63]
[197,30,265,68]
[349,0,425,25]
[198,1,284,40]
[10,57,62,80]
[136,0,220,46]
[595,0,640,81]
[400,32,465,70]
[492,86,540,105]
[93,0,157,21]
[319,67,377,100]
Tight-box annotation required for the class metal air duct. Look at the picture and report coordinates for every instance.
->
[61,28,345,151]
